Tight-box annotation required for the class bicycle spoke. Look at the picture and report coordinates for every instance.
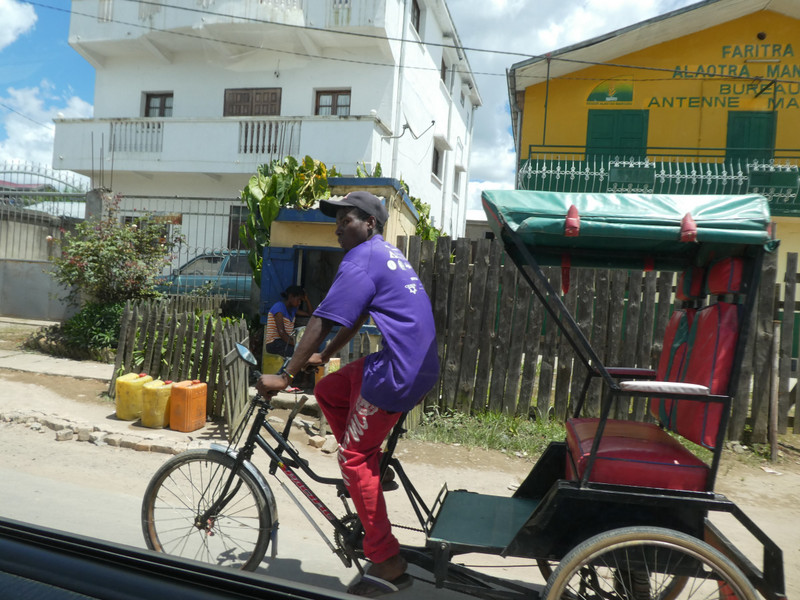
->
[546,528,756,600]
[142,450,272,570]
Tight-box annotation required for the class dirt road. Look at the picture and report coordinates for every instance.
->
[0,320,797,597]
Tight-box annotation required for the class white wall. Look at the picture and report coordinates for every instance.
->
[60,0,477,236]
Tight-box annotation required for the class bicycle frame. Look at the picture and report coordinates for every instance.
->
[200,393,434,570]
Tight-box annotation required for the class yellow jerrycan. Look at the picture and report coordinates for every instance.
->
[115,373,153,420]
[142,380,173,428]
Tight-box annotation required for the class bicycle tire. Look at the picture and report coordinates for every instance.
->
[542,526,757,600]
[141,448,273,571]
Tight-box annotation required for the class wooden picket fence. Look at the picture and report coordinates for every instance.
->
[108,295,382,437]
[157,294,226,314]
[398,235,797,443]
[108,297,249,433]
[106,241,799,445]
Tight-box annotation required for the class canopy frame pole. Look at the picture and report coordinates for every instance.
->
[502,225,618,392]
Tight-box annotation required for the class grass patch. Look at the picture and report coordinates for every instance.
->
[669,431,713,463]
[408,408,566,459]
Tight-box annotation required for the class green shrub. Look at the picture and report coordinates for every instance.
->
[239,156,331,287]
[62,302,124,350]
[25,302,124,362]
[50,197,182,306]
[410,408,566,458]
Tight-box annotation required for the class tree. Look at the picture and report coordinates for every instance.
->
[239,156,444,285]
[239,156,333,286]
[353,161,444,241]
[408,191,443,242]
[50,197,183,306]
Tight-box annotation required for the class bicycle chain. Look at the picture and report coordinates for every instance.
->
[390,521,425,534]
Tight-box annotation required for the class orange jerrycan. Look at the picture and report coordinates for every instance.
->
[115,373,153,420]
[142,380,173,428]
[170,380,207,433]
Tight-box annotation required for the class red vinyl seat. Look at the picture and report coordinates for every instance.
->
[565,418,709,491]
[566,258,743,492]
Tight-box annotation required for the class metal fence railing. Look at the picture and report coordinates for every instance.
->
[0,162,88,261]
[1,171,254,302]
[115,194,252,295]
[519,148,800,217]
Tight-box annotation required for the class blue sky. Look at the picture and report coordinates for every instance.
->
[1,1,93,168]
[2,3,93,100]
[0,0,698,207]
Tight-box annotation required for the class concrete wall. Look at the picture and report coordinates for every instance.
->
[56,0,479,237]
[0,260,74,322]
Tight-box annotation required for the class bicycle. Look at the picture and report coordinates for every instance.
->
[141,343,430,574]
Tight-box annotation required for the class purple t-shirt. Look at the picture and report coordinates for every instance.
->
[314,235,439,412]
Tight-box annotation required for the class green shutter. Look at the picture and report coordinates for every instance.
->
[586,110,648,157]
[725,111,776,162]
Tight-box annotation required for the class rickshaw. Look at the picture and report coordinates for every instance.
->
[142,190,787,600]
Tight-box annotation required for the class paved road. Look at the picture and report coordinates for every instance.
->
[0,374,542,599]
[3,352,795,599]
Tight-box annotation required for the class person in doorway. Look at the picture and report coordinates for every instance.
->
[264,285,312,358]
[256,191,439,597]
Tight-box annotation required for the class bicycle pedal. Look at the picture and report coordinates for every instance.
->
[380,466,399,492]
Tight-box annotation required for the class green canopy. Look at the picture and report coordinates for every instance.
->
[482,191,774,270]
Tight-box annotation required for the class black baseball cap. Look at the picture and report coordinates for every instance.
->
[319,191,388,227]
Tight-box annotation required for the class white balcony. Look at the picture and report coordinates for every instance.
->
[53,115,385,176]
[71,0,389,63]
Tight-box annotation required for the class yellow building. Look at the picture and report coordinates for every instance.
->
[508,0,800,274]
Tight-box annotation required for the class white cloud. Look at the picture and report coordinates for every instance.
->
[0,0,37,51]
[0,83,92,166]
[448,0,700,211]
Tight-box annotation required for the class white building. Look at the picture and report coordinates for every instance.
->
[53,0,481,237]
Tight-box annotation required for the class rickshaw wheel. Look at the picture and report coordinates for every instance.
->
[542,526,756,600]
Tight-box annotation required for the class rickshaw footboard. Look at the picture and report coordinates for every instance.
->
[428,489,539,554]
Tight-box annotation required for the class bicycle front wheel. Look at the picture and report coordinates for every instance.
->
[543,526,757,600]
[142,449,273,570]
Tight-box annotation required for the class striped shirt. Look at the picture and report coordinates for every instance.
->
[265,300,297,345]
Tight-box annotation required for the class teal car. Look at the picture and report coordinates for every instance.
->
[156,250,252,299]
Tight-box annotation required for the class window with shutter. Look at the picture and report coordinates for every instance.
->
[224,88,282,117]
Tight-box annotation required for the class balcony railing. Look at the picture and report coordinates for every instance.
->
[53,115,382,176]
[519,146,800,217]
[73,0,384,48]
[111,121,163,153]
[105,117,302,159]
[238,120,300,155]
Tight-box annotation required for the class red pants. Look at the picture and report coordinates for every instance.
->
[314,357,402,563]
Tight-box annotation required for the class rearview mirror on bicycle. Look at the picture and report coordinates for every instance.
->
[236,342,289,392]
[236,343,258,368]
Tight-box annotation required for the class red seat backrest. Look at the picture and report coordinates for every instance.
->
[649,266,704,424]
[671,257,744,449]
[674,302,740,447]
[650,308,695,423]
